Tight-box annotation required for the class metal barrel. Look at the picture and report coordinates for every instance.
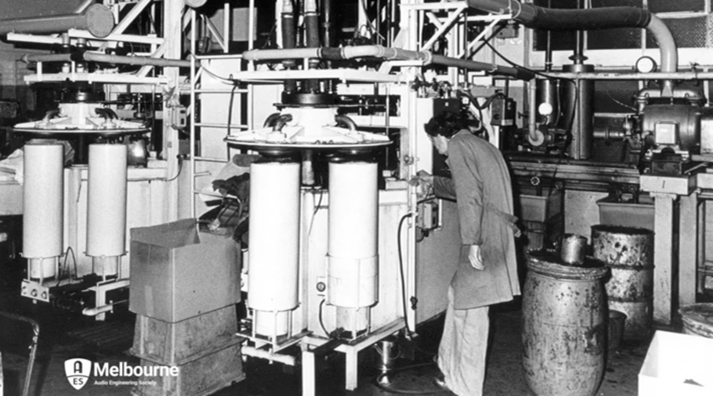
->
[679,303,713,338]
[591,225,654,340]
[522,251,609,396]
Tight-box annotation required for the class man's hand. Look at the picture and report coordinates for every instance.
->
[468,244,484,270]
[409,170,434,187]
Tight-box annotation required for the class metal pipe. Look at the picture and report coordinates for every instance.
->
[243,46,534,80]
[321,0,335,92]
[431,54,534,80]
[282,0,297,93]
[0,4,115,38]
[242,345,297,366]
[22,52,191,68]
[528,81,539,143]
[466,0,677,90]
[304,0,321,92]
[82,300,127,316]
[647,15,677,94]
[593,127,626,140]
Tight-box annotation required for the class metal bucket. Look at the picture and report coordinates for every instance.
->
[592,225,654,340]
[608,310,627,351]
[679,303,713,338]
[559,233,588,265]
[523,251,609,396]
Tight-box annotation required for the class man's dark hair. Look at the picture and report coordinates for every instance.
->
[424,111,468,138]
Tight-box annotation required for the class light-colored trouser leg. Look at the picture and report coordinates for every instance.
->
[438,287,489,396]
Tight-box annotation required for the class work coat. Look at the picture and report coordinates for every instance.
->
[433,130,521,310]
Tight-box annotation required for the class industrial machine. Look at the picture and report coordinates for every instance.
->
[3,0,713,394]
[14,83,149,320]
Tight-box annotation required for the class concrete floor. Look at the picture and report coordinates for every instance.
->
[1,259,652,396]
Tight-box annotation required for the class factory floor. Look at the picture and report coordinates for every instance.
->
[0,258,667,396]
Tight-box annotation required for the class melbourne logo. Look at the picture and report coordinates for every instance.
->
[64,358,91,390]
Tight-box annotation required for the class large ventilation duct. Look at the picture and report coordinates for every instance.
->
[466,0,677,92]
[0,4,115,38]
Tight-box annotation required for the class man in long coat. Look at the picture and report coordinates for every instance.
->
[414,111,520,396]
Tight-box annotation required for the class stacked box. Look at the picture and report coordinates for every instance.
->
[132,341,244,396]
[129,219,244,395]
[131,306,238,366]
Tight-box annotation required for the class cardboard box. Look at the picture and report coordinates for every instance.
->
[639,331,713,396]
[129,219,240,323]
[516,187,563,222]
[597,195,655,231]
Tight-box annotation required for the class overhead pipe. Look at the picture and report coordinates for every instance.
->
[465,0,677,93]
[0,4,115,38]
[281,0,297,94]
[243,45,535,80]
[321,0,335,92]
[304,0,322,93]
[23,52,191,68]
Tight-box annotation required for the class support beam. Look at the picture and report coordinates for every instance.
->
[679,192,699,307]
[652,192,677,325]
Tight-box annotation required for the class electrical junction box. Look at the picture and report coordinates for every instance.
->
[172,105,187,129]
[491,97,516,127]
[418,200,440,232]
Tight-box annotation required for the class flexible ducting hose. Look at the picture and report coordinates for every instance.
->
[466,0,651,31]
[466,0,676,91]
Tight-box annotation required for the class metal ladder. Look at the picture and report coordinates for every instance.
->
[187,4,255,218]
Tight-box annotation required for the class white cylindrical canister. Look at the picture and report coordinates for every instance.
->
[327,161,379,308]
[248,161,301,313]
[86,144,128,260]
[23,142,64,278]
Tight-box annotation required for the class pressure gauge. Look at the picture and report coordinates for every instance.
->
[635,56,657,73]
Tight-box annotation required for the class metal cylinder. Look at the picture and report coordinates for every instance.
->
[562,63,594,160]
[327,160,379,335]
[679,303,713,338]
[0,4,115,38]
[523,251,608,396]
[248,160,301,336]
[592,225,654,340]
[536,78,559,126]
[559,233,588,265]
[23,142,64,279]
[87,144,128,275]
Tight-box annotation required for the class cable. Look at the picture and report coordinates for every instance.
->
[165,158,184,182]
[397,212,414,338]
[226,83,238,158]
[606,90,637,112]
[319,298,330,336]
[65,246,78,280]
[200,65,236,85]
[307,187,324,236]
